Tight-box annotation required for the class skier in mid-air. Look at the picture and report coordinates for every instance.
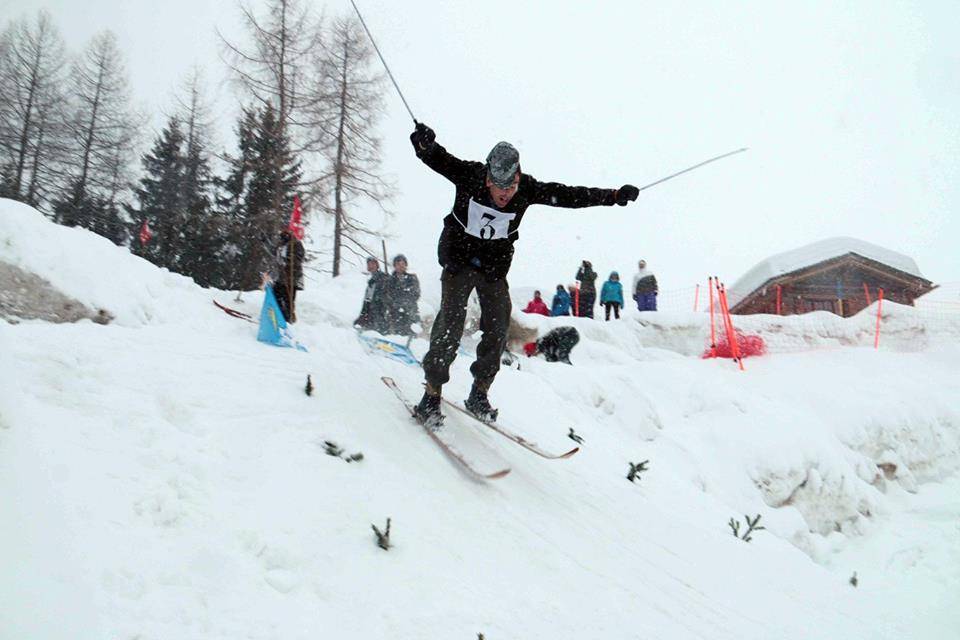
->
[409,122,639,425]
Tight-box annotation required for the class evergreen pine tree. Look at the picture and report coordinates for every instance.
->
[128,117,186,269]
[236,103,302,290]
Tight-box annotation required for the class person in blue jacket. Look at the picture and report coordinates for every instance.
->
[600,271,624,320]
[551,284,572,316]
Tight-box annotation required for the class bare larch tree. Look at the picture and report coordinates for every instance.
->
[312,16,392,277]
[0,11,69,206]
[54,31,140,237]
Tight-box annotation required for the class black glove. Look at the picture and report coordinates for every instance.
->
[615,184,639,206]
[410,122,436,150]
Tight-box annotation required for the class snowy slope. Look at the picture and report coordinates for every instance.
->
[2,202,959,640]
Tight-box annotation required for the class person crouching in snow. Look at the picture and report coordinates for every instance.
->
[600,271,624,320]
[523,327,580,365]
[408,122,639,426]
[523,290,551,316]
[383,254,421,336]
[551,284,572,316]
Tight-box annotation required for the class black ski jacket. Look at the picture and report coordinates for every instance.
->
[414,138,618,280]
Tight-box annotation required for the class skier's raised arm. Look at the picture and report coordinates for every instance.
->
[410,122,481,185]
[528,177,639,209]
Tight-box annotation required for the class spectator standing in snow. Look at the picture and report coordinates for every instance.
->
[568,282,581,316]
[575,260,597,318]
[523,326,580,364]
[270,230,305,323]
[354,256,388,332]
[600,271,624,320]
[551,285,572,316]
[408,122,638,424]
[632,259,659,312]
[523,290,551,316]
[383,254,421,336]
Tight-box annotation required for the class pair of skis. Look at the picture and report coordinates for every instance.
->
[213,300,256,324]
[381,377,578,480]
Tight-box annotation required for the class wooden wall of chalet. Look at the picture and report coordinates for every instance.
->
[731,254,934,318]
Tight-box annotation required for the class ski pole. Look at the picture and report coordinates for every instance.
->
[638,147,748,193]
[348,0,418,124]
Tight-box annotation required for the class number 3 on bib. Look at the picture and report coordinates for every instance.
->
[466,199,516,240]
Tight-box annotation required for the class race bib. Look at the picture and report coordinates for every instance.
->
[465,198,516,240]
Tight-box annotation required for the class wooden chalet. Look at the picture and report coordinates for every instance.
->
[728,238,935,318]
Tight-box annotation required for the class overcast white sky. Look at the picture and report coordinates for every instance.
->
[5,0,959,298]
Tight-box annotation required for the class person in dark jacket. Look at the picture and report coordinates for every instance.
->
[383,254,421,336]
[523,290,551,316]
[632,259,659,311]
[271,230,305,323]
[551,285,572,316]
[575,260,597,318]
[600,271,624,320]
[409,122,639,424]
[522,326,580,364]
[354,256,388,332]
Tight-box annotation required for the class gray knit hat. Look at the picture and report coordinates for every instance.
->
[486,141,520,188]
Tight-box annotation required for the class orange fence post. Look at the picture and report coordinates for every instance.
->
[718,283,744,370]
[874,288,884,349]
[709,277,717,357]
[693,284,700,312]
[776,284,782,315]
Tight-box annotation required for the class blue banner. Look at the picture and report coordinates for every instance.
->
[258,285,307,351]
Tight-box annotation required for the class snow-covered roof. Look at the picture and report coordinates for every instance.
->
[729,237,925,300]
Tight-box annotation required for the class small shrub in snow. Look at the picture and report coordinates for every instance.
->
[323,440,363,463]
[728,513,765,542]
[372,518,391,550]
[627,460,649,483]
[849,572,858,587]
[305,374,314,396]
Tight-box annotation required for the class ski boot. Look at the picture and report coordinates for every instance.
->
[465,381,498,424]
[414,383,444,430]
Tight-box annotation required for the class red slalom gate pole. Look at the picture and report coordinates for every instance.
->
[709,277,717,357]
[720,285,745,370]
[693,284,700,312]
[863,283,872,306]
[776,285,782,315]
[874,288,884,349]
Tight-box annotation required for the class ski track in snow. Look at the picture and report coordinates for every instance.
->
[2,200,960,639]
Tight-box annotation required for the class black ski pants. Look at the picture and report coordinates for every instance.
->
[422,267,511,388]
[604,301,621,320]
[274,280,296,323]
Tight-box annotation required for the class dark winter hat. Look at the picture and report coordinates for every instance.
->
[366,256,378,263]
[486,141,520,189]
[392,254,407,264]
[610,271,619,278]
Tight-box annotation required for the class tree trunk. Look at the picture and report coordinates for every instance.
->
[13,38,43,196]
[76,56,106,204]
[332,39,349,278]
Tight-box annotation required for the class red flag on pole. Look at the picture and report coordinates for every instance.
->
[139,220,153,246]
[287,196,305,240]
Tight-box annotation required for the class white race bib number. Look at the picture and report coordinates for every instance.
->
[465,199,516,240]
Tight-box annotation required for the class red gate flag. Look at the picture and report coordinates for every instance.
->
[288,196,305,240]
[139,220,153,246]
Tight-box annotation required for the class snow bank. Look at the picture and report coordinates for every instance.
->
[0,198,211,326]
[3,213,959,638]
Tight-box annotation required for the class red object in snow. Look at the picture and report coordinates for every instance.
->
[139,220,153,246]
[287,195,305,240]
[523,342,538,357]
[703,328,766,359]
